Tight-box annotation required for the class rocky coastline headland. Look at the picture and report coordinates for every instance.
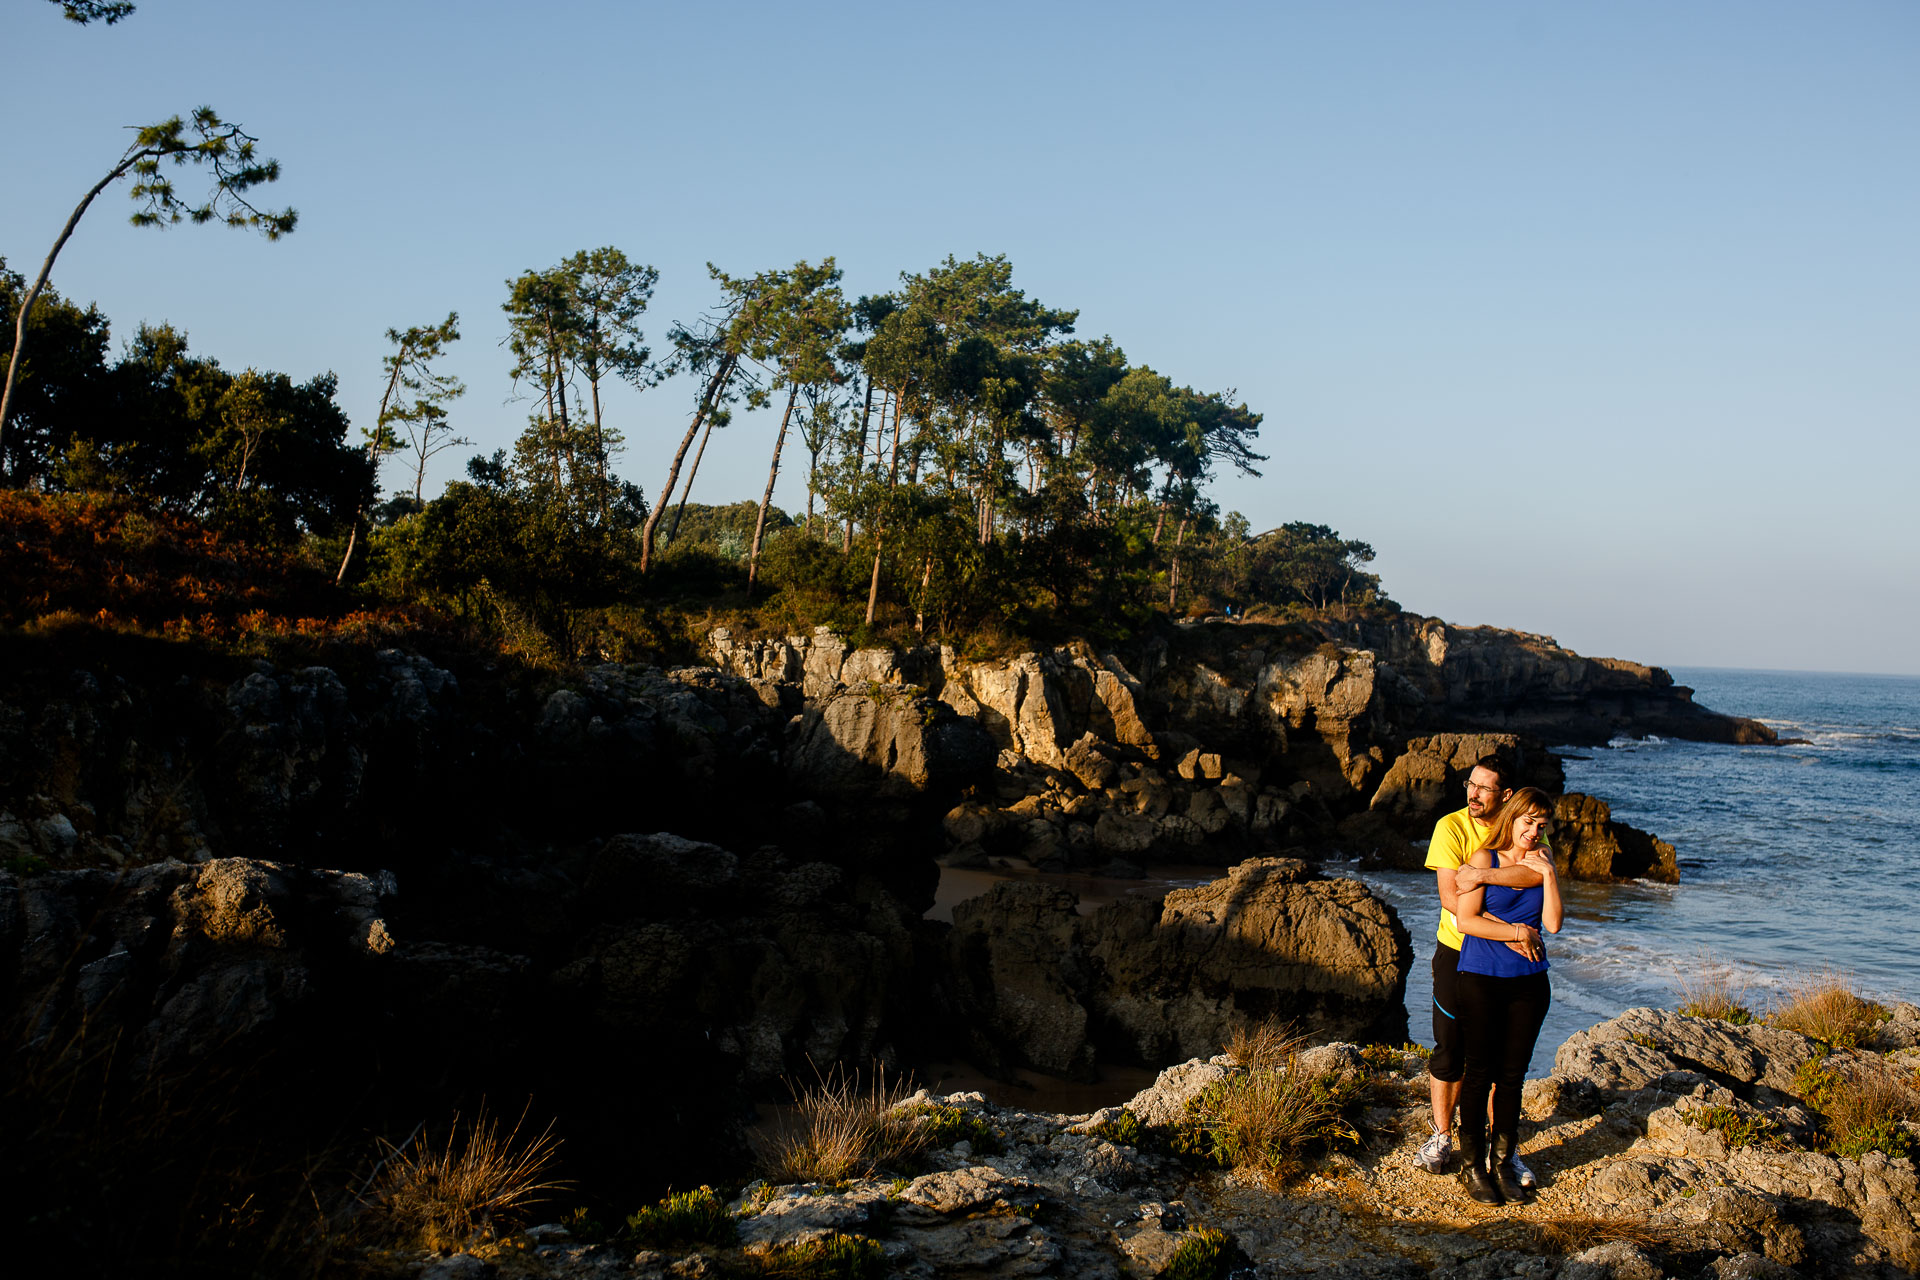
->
[1,613,1844,1277]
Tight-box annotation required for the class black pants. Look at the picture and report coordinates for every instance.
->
[1430,943,1464,1083]
[1456,969,1551,1149]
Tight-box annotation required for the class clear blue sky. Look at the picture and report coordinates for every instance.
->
[8,1,1916,675]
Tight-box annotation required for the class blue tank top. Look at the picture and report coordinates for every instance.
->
[1457,873,1551,978]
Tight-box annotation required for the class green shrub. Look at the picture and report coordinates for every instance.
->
[1794,1056,1920,1160]
[1831,1117,1917,1161]
[626,1185,737,1248]
[1794,1058,1841,1111]
[1684,1105,1767,1148]
[1088,1109,1143,1147]
[1358,1042,1430,1070]
[751,1232,888,1279]
[1162,1226,1246,1280]
[907,1103,1004,1155]
[559,1206,607,1242]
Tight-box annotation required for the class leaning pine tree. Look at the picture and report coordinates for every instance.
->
[0,107,295,478]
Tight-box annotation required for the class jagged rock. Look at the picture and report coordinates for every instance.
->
[1560,1240,1664,1280]
[1552,1007,1818,1099]
[419,1255,497,1280]
[786,687,995,800]
[1093,811,1156,855]
[1084,858,1411,1058]
[1062,733,1118,790]
[948,883,1094,1078]
[1123,1059,1235,1128]
[1367,732,1563,831]
[734,1182,892,1247]
[1706,1255,1803,1280]
[0,857,403,1072]
[1522,1072,1603,1119]
[711,623,1726,871]
[943,801,995,846]
[1701,1190,1810,1267]
[955,654,1072,768]
[899,1166,1042,1217]
[1553,793,1679,883]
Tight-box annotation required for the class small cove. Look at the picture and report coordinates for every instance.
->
[928,667,1920,1091]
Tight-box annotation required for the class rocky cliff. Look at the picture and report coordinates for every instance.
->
[0,630,1422,1253]
[0,610,1776,1273]
[712,616,1728,880]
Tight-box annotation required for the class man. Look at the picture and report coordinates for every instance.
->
[1415,755,1547,1184]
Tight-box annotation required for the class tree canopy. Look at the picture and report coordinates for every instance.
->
[6,245,1393,659]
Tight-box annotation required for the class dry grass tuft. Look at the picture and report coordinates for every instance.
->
[1770,970,1888,1047]
[1797,1055,1920,1160]
[1672,957,1754,1024]
[1536,1214,1677,1255]
[360,1104,567,1251]
[756,1064,927,1184]
[1180,1026,1377,1182]
[1226,1018,1309,1070]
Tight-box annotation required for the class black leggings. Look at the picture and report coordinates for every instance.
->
[1456,970,1551,1147]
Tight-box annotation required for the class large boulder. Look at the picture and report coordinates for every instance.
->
[1367,732,1564,832]
[1552,1006,1820,1099]
[945,858,1410,1076]
[1552,792,1679,883]
[1084,857,1412,1060]
[785,686,995,801]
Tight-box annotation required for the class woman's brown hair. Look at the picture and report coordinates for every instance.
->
[1476,786,1554,855]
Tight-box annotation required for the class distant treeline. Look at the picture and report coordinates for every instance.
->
[0,251,1388,657]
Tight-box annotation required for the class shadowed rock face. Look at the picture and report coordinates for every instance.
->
[0,639,1007,1217]
[1551,792,1680,883]
[945,858,1411,1078]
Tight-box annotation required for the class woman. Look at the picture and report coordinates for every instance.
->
[1452,786,1562,1204]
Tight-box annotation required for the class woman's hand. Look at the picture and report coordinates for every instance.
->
[1519,849,1556,880]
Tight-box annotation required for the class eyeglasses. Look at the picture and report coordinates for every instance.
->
[1465,782,1502,797]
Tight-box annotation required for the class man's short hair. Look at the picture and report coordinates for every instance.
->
[1472,753,1517,792]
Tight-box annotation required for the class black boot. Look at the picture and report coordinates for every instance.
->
[1490,1132,1527,1202]
[1459,1131,1502,1205]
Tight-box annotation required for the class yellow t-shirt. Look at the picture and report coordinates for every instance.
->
[1424,807,1488,952]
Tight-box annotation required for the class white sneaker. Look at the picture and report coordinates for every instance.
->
[1510,1152,1537,1188]
[1415,1130,1452,1173]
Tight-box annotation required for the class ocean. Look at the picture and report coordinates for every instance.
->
[1363,665,1920,1076]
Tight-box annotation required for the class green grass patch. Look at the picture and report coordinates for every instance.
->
[1088,1108,1143,1147]
[1684,1105,1768,1149]
[1358,1042,1430,1070]
[625,1186,737,1248]
[749,1232,888,1280]
[1162,1226,1246,1280]
[1793,1057,1920,1160]
[905,1103,1004,1155]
